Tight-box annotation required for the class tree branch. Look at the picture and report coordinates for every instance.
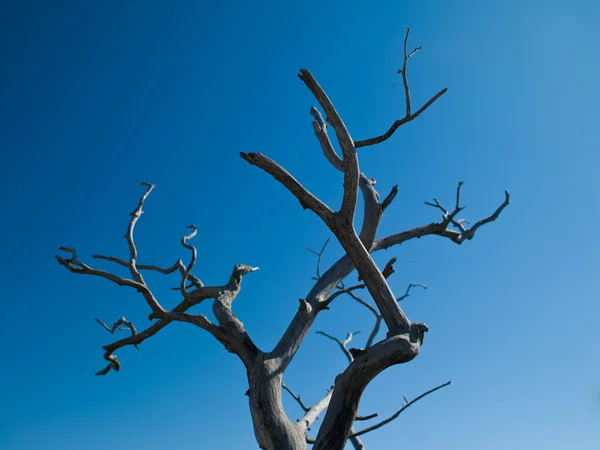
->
[320,284,365,311]
[354,29,447,149]
[95,317,139,349]
[56,248,149,292]
[92,255,180,273]
[350,381,451,437]
[397,283,427,302]
[458,190,510,241]
[240,152,334,226]
[92,254,203,289]
[122,182,166,316]
[307,238,331,280]
[309,106,387,247]
[373,183,510,250]
[94,263,260,375]
[298,389,334,433]
[57,184,263,374]
[282,382,310,412]
[179,225,198,297]
[57,185,167,317]
[355,413,378,421]
[312,330,426,450]
[299,70,359,223]
[316,331,360,364]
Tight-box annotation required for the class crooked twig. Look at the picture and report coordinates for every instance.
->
[180,225,198,297]
[95,317,139,349]
[350,381,451,437]
[459,190,510,241]
[424,182,511,243]
[321,284,366,311]
[92,255,203,289]
[120,182,165,316]
[397,283,427,302]
[308,238,331,280]
[317,331,360,363]
[94,263,260,375]
[282,382,310,412]
[58,184,261,374]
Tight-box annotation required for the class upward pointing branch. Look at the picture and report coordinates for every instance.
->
[123,182,165,317]
[354,28,447,149]
[298,69,413,336]
[298,69,359,224]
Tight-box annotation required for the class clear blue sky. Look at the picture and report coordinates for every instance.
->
[1,1,599,449]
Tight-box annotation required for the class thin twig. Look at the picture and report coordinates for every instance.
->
[307,238,331,280]
[397,283,427,302]
[354,29,446,149]
[321,284,366,310]
[95,317,139,349]
[317,331,359,364]
[180,225,198,297]
[350,381,451,437]
[282,382,310,412]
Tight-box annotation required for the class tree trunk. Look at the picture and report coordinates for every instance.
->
[248,355,307,450]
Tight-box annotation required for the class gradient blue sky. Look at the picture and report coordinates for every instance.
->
[1,1,599,449]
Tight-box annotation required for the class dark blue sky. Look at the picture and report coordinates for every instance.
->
[1,1,599,449]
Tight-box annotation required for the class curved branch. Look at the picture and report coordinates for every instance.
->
[95,317,138,347]
[180,225,198,296]
[321,284,365,311]
[299,70,359,223]
[373,185,510,250]
[309,106,385,246]
[57,250,147,291]
[282,382,310,412]
[84,261,260,374]
[312,330,424,450]
[458,190,510,242]
[341,289,382,349]
[316,331,360,364]
[350,381,451,437]
[240,152,334,226]
[122,182,165,316]
[397,283,427,302]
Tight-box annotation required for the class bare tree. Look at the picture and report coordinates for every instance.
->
[56,29,509,449]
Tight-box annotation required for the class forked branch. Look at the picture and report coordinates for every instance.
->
[57,185,260,374]
[354,28,447,148]
[373,183,510,251]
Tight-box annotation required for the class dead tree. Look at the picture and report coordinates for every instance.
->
[56,29,509,449]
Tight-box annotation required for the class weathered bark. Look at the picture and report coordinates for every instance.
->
[248,355,307,450]
[313,329,424,449]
